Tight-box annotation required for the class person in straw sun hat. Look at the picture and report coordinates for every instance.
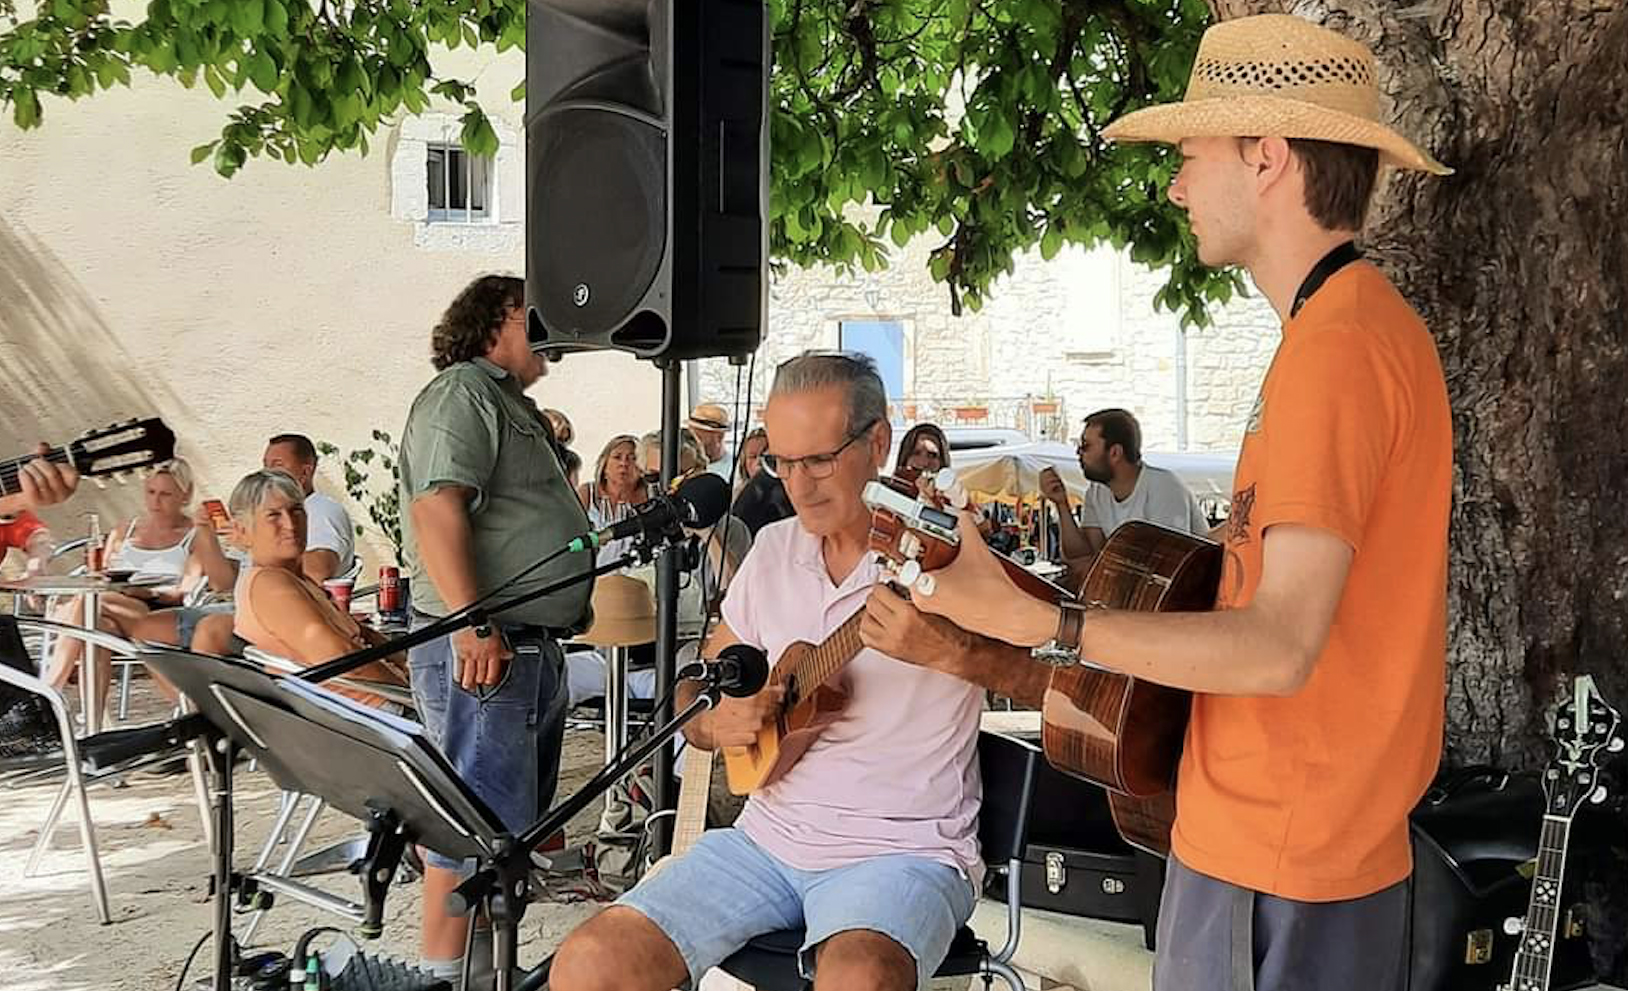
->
[892,15,1456,991]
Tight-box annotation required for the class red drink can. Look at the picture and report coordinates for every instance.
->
[86,542,105,574]
[378,566,401,613]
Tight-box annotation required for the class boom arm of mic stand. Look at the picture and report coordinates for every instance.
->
[516,688,720,851]
[299,549,643,686]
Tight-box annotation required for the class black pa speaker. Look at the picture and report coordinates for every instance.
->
[525,0,768,362]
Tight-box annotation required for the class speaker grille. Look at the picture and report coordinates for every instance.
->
[530,107,666,343]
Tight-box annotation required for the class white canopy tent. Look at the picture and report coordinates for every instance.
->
[944,441,1237,506]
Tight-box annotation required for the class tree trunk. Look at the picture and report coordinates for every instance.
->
[1207,0,1628,770]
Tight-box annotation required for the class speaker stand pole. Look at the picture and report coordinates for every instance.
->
[652,358,683,859]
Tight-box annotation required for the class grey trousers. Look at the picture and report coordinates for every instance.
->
[1153,855,1409,991]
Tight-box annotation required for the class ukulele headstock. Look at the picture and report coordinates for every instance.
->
[864,476,961,573]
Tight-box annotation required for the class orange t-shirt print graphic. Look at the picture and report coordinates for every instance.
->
[1171,262,1454,902]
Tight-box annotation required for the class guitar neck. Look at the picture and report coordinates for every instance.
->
[786,610,866,696]
[0,446,73,499]
[1506,814,1573,991]
[671,744,715,856]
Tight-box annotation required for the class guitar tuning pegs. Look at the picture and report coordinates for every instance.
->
[1591,786,1608,804]
[1609,736,1625,752]
[1503,916,1525,936]
[896,559,922,588]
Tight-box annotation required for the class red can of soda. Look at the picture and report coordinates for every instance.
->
[378,566,401,613]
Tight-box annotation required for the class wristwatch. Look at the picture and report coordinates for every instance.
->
[1031,601,1087,667]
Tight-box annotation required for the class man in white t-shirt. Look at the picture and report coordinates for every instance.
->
[1041,409,1208,577]
[262,433,357,581]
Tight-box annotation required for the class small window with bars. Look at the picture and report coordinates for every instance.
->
[426,143,493,223]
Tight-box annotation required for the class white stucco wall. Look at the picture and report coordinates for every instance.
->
[0,51,661,568]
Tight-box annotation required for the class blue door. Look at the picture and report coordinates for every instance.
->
[838,321,905,408]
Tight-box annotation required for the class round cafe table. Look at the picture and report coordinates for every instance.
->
[0,573,169,736]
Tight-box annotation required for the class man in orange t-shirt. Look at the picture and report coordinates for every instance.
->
[890,15,1455,991]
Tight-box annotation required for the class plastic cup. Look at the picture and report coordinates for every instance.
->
[322,577,353,613]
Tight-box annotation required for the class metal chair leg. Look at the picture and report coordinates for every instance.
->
[116,661,132,722]
[25,777,72,875]
[35,693,110,923]
[240,794,325,944]
[983,958,1026,991]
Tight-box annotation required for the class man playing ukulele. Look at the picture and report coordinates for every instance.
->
[552,352,985,991]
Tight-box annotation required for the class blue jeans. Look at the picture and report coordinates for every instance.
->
[407,617,568,871]
[619,828,976,990]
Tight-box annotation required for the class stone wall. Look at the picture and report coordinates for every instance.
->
[697,236,1281,453]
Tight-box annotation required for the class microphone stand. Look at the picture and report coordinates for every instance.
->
[461,677,732,991]
[298,542,665,687]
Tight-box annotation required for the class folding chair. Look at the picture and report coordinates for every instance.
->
[2,619,208,924]
[236,644,417,942]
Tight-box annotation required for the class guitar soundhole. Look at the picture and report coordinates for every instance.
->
[784,674,800,709]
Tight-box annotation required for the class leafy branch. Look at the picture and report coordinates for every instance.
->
[3,0,1238,323]
[317,429,401,566]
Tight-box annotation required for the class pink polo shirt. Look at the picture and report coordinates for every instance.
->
[722,518,985,882]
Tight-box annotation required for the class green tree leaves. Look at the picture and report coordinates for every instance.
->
[2,0,1232,322]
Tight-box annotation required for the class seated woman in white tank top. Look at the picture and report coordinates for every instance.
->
[44,458,235,720]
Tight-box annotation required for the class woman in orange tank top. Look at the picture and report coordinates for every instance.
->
[228,470,406,707]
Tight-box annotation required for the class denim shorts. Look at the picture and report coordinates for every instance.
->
[173,602,234,650]
[618,827,976,990]
[407,616,568,872]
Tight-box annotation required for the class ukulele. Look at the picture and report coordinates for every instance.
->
[719,475,1066,795]
[0,419,177,498]
[862,475,1221,855]
[1498,675,1624,991]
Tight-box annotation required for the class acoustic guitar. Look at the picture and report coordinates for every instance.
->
[862,476,1221,855]
[0,419,177,498]
[721,476,1072,796]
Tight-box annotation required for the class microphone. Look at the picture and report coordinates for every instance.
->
[568,472,732,554]
[680,644,769,699]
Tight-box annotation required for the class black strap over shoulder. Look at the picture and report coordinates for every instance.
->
[1290,241,1363,318]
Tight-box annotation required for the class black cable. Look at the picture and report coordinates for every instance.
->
[173,929,212,991]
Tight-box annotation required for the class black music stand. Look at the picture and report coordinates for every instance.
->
[141,647,518,991]
[142,644,735,991]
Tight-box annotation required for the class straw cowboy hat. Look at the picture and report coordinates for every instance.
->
[686,403,731,435]
[579,575,657,648]
[1103,14,1451,175]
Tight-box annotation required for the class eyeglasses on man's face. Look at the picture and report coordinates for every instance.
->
[760,419,879,480]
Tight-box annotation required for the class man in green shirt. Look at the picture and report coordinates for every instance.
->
[398,274,593,986]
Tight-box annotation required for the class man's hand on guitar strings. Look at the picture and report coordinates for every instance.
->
[860,582,971,673]
[709,682,787,748]
[906,509,1059,647]
[19,443,79,508]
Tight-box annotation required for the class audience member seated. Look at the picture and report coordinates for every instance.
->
[0,509,55,576]
[44,458,231,715]
[733,426,768,497]
[637,431,751,639]
[730,457,795,538]
[577,434,651,568]
[129,433,359,692]
[227,469,407,708]
[260,433,356,582]
[894,421,950,481]
[559,446,583,491]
